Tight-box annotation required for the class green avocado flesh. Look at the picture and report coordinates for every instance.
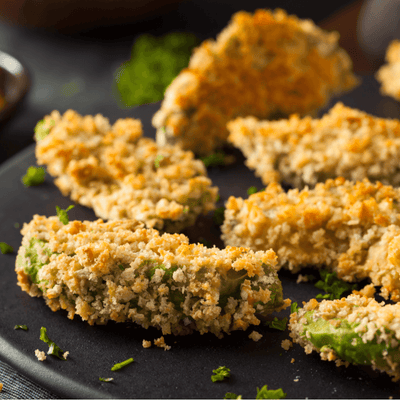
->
[18,237,51,285]
[302,311,399,368]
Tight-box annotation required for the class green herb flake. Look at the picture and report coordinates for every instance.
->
[290,302,299,314]
[22,166,46,187]
[0,242,13,254]
[314,269,357,300]
[201,152,226,167]
[213,206,225,226]
[211,366,231,382]
[115,33,199,107]
[56,205,75,225]
[14,324,28,331]
[111,358,134,371]
[34,119,54,141]
[224,393,242,399]
[247,186,258,195]
[14,222,20,229]
[99,377,114,382]
[256,385,287,399]
[265,317,288,331]
[39,327,67,360]
[154,155,164,168]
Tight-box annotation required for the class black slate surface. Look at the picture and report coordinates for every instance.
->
[0,100,400,398]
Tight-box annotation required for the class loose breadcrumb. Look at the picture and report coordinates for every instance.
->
[227,103,400,188]
[296,274,309,284]
[222,177,400,301]
[16,215,287,337]
[0,382,3,392]
[248,331,263,342]
[142,340,152,349]
[153,9,357,155]
[154,336,171,351]
[291,358,295,363]
[281,339,293,351]
[376,40,400,101]
[63,351,70,359]
[35,349,46,361]
[35,110,218,233]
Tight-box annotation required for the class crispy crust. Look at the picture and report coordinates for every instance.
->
[221,177,400,301]
[227,102,400,188]
[35,110,218,233]
[152,9,358,155]
[289,294,400,381]
[15,215,288,337]
[376,40,400,101]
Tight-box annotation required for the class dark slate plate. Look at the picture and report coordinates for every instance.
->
[1,96,400,399]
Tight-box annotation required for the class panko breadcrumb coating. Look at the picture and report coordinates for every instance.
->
[15,215,289,338]
[227,103,400,188]
[35,110,218,233]
[289,294,400,381]
[222,177,400,301]
[376,40,400,101]
[152,9,358,156]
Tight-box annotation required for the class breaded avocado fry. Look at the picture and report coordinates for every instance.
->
[376,40,400,101]
[15,215,289,337]
[152,9,358,156]
[34,110,218,233]
[222,177,400,301]
[227,103,400,188]
[289,294,400,381]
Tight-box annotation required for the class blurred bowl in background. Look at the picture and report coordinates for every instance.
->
[0,50,30,126]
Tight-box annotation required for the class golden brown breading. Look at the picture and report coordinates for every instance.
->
[35,110,218,233]
[16,215,289,337]
[289,294,400,381]
[227,102,400,188]
[221,177,400,301]
[376,40,400,101]
[152,9,358,156]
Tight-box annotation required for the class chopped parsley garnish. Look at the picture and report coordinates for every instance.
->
[22,166,46,186]
[314,269,357,300]
[247,186,258,195]
[198,237,212,248]
[34,119,54,141]
[224,393,242,399]
[111,358,134,371]
[56,205,75,225]
[99,377,114,382]
[290,302,299,314]
[115,32,198,107]
[39,327,67,360]
[0,242,13,254]
[14,325,28,331]
[211,366,231,382]
[201,152,226,167]
[154,155,164,168]
[265,317,288,331]
[213,206,225,226]
[256,385,287,399]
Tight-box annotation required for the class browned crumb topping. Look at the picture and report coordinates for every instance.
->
[142,340,152,349]
[222,177,400,301]
[281,339,293,350]
[16,215,286,337]
[154,336,171,351]
[376,40,400,101]
[227,103,400,188]
[35,110,218,233]
[153,9,357,155]
[35,349,46,361]
[248,331,263,341]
